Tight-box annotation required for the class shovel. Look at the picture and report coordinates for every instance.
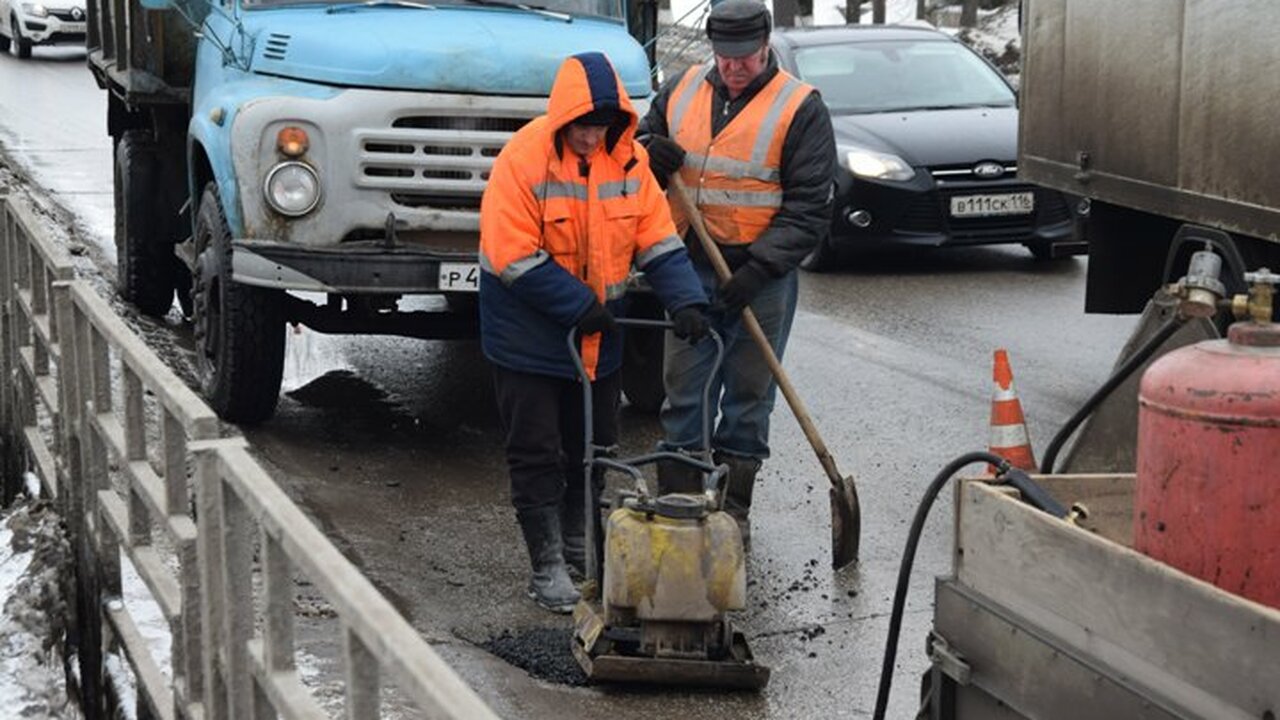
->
[670,176,861,569]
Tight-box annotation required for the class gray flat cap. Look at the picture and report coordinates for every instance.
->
[706,0,771,58]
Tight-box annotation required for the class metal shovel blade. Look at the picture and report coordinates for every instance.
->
[830,475,861,570]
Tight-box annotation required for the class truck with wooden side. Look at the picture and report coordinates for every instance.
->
[910,2,1280,716]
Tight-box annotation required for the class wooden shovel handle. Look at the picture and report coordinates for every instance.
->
[670,176,846,488]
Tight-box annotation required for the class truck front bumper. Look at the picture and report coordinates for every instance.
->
[232,239,477,294]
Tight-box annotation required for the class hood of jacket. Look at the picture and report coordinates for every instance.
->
[542,52,640,165]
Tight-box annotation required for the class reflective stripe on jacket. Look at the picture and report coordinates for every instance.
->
[666,64,814,246]
[479,52,706,381]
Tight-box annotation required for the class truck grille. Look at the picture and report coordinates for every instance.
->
[356,114,534,202]
[263,33,291,61]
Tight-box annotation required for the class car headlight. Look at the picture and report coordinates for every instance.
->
[21,2,49,16]
[843,147,915,182]
[263,161,321,217]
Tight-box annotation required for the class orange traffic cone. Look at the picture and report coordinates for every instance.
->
[988,349,1037,472]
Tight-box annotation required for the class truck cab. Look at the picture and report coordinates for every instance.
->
[89,0,661,422]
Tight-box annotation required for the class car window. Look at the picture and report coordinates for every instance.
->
[793,39,1014,114]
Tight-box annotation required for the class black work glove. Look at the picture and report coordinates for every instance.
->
[645,135,687,180]
[715,262,773,318]
[671,305,710,344]
[576,300,617,336]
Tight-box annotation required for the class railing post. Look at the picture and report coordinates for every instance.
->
[194,440,237,720]
[345,626,381,719]
[221,482,255,720]
[68,292,106,720]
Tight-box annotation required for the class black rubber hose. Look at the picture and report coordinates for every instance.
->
[1160,232,1249,292]
[871,451,1011,720]
[1038,316,1186,474]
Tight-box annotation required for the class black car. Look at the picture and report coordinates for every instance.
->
[771,25,1087,269]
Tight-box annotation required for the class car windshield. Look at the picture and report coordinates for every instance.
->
[792,39,1014,114]
[247,0,623,20]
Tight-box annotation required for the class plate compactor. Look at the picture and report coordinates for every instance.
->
[566,321,770,690]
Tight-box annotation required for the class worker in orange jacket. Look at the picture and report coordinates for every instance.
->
[480,52,710,613]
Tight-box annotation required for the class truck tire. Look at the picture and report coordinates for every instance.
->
[114,131,177,317]
[192,183,285,424]
[621,294,666,414]
[11,16,30,59]
[0,25,11,53]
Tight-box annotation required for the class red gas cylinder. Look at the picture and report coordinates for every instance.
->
[1136,321,1280,609]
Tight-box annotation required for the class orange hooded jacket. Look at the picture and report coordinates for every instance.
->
[479,52,706,380]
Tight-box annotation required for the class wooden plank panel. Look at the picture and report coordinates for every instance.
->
[957,483,1280,719]
[213,446,498,719]
[17,347,59,416]
[22,426,57,500]
[99,491,182,620]
[247,640,329,720]
[71,284,218,437]
[935,580,1181,719]
[106,601,177,720]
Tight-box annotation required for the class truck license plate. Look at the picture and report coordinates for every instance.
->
[438,262,479,292]
[950,192,1034,218]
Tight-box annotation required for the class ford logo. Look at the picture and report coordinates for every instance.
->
[973,161,1005,179]
[71,7,83,18]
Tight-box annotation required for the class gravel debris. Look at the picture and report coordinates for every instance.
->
[480,628,589,686]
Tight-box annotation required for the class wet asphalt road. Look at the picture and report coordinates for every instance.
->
[2,48,1136,718]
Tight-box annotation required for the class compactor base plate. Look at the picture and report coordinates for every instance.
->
[570,601,770,690]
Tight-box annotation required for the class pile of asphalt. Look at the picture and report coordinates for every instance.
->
[480,627,589,686]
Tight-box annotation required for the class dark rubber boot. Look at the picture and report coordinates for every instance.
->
[560,499,586,582]
[717,453,762,547]
[656,455,704,495]
[516,506,581,613]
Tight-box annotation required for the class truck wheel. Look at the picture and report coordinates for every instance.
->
[800,235,839,272]
[621,294,666,414]
[11,16,30,59]
[0,25,11,53]
[192,183,285,423]
[114,131,177,317]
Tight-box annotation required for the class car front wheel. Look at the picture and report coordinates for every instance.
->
[11,15,31,59]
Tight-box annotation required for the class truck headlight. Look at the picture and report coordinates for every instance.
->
[843,148,915,182]
[263,161,320,217]
[21,2,49,16]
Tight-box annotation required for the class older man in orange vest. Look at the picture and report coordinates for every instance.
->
[640,0,835,545]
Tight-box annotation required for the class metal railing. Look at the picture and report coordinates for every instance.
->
[0,193,498,720]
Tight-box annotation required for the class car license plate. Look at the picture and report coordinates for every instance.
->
[438,262,479,292]
[950,192,1034,218]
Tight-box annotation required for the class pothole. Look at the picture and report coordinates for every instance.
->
[478,628,588,686]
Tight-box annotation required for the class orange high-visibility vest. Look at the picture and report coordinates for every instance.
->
[665,65,814,245]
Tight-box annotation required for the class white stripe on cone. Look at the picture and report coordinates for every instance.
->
[989,423,1030,449]
[991,384,1019,402]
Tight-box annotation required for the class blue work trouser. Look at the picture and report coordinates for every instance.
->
[659,264,799,460]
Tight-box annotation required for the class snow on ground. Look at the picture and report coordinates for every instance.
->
[0,498,82,719]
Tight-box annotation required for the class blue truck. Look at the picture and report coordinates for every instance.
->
[86,0,665,422]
